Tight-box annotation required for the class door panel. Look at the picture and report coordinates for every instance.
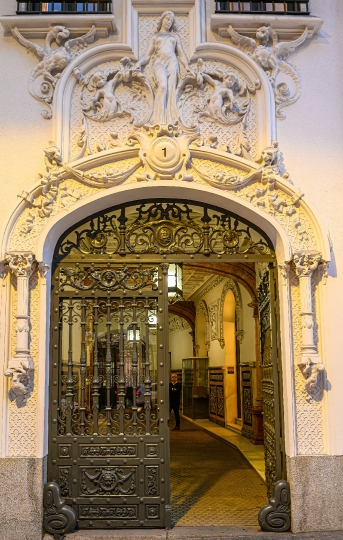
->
[49,263,170,528]
[258,265,285,496]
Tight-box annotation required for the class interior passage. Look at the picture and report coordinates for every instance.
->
[170,417,267,527]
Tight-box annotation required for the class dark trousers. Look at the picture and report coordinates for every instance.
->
[170,403,180,427]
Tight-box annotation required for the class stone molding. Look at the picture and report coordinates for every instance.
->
[211,14,324,41]
[0,15,115,39]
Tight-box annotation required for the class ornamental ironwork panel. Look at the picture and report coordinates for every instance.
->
[258,266,285,496]
[55,201,274,262]
[48,261,170,530]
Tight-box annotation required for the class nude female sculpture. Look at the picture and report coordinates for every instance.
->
[135,11,193,125]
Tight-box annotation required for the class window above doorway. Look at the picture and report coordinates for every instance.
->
[214,1,310,15]
[16,1,112,14]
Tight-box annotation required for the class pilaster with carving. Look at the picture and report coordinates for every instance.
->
[4,252,36,402]
[293,250,325,400]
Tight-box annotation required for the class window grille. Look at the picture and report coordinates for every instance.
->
[16,1,112,14]
[215,1,310,14]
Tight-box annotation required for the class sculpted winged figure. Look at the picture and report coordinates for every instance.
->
[227,25,309,117]
[12,25,96,118]
[228,25,308,78]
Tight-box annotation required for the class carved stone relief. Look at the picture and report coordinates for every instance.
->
[169,314,191,334]
[227,25,308,119]
[12,25,96,119]
[209,300,220,341]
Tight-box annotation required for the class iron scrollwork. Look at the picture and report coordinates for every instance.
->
[59,265,158,292]
[258,479,291,532]
[57,202,273,259]
[43,481,77,539]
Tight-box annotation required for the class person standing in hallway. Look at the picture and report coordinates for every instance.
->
[169,373,182,430]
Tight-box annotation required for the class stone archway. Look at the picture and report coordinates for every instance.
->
[0,17,332,535]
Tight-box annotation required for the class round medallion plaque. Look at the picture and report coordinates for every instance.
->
[150,137,180,168]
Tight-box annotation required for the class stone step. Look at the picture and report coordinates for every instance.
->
[45,525,275,539]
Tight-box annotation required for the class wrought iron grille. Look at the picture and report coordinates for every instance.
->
[16,1,112,14]
[55,200,274,263]
[215,1,310,14]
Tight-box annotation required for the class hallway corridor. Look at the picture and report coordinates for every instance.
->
[170,417,268,527]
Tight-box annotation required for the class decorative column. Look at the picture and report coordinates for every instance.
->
[248,300,264,445]
[4,251,36,401]
[293,250,325,398]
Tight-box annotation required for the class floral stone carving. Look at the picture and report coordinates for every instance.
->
[227,25,308,119]
[12,25,96,119]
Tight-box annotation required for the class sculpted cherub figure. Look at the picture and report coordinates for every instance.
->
[88,70,122,120]
[202,73,238,120]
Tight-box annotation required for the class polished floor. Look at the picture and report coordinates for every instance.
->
[170,416,268,527]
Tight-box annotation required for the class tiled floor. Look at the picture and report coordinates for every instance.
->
[191,418,266,481]
[170,416,267,527]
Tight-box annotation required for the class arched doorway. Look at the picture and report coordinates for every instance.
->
[45,198,285,533]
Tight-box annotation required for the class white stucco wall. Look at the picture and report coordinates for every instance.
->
[0,0,342,458]
[169,327,193,370]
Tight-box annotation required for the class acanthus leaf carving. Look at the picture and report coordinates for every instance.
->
[12,25,96,119]
[227,25,309,119]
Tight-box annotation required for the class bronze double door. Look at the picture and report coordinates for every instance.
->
[49,263,171,529]
[47,200,285,530]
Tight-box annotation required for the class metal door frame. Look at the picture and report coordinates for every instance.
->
[46,198,284,532]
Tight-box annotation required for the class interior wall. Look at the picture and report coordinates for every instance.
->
[222,289,237,424]
[169,327,193,370]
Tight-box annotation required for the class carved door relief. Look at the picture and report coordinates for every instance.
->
[258,265,285,496]
[49,262,170,529]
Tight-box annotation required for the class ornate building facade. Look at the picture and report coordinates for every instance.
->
[0,0,342,538]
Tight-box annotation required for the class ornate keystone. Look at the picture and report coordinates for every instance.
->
[293,250,325,399]
[4,252,36,403]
